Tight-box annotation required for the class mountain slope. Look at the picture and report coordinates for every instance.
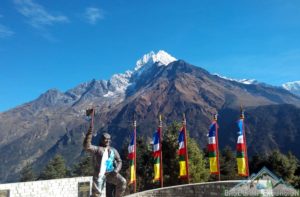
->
[218,104,300,156]
[0,51,300,183]
[101,60,300,151]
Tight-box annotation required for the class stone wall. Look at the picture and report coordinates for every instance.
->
[0,178,241,197]
[0,177,93,197]
[125,181,241,197]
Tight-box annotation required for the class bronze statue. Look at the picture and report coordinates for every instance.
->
[83,109,126,197]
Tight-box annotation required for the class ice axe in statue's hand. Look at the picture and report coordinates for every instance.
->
[86,108,96,136]
[86,108,94,117]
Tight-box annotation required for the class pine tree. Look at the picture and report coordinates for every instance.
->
[123,121,209,193]
[121,135,154,193]
[188,137,210,182]
[162,121,209,185]
[162,122,181,186]
[135,137,154,191]
[268,150,298,184]
[20,162,35,182]
[219,146,239,180]
[71,155,94,177]
[39,155,68,180]
[250,150,299,186]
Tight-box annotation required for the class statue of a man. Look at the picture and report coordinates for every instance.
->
[83,127,127,197]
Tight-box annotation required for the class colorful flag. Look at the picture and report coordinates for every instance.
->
[128,130,136,184]
[208,118,220,174]
[236,112,249,177]
[178,127,188,178]
[152,127,161,182]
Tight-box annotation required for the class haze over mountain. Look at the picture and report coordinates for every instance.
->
[0,51,300,183]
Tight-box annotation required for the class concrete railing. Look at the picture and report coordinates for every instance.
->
[125,181,242,197]
[0,178,241,197]
[0,177,93,197]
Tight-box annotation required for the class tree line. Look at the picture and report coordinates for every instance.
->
[19,122,300,192]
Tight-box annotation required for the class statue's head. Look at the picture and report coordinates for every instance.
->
[100,132,111,147]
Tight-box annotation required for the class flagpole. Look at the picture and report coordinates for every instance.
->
[214,114,221,181]
[240,108,250,177]
[182,113,190,184]
[159,115,164,188]
[133,116,137,193]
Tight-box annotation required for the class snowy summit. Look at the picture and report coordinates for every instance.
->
[214,74,258,85]
[104,50,177,97]
[282,81,300,96]
[134,50,177,71]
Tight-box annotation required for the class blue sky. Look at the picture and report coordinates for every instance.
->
[0,0,300,112]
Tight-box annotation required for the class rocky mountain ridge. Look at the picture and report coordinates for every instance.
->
[0,51,299,183]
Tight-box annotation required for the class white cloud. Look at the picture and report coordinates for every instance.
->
[85,7,103,25]
[0,24,15,38]
[14,0,69,29]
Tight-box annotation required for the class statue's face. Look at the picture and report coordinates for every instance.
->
[102,137,111,147]
[100,132,111,147]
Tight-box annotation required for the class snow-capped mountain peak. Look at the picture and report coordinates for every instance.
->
[109,70,133,92]
[214,74,258,85]
[67,50,176,101]
[282,81,300,90]
[134,50,177,71]
[282,81,300,96]
[238,79,259,85]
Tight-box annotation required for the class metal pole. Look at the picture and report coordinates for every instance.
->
[182,113,190,184]
[214,114,221,181]
[133,117,137,193]
[159,115,164,188]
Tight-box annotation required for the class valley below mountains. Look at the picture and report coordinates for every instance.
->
[0,51,300,183]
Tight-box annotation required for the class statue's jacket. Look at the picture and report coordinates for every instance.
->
[83,127,122,179]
